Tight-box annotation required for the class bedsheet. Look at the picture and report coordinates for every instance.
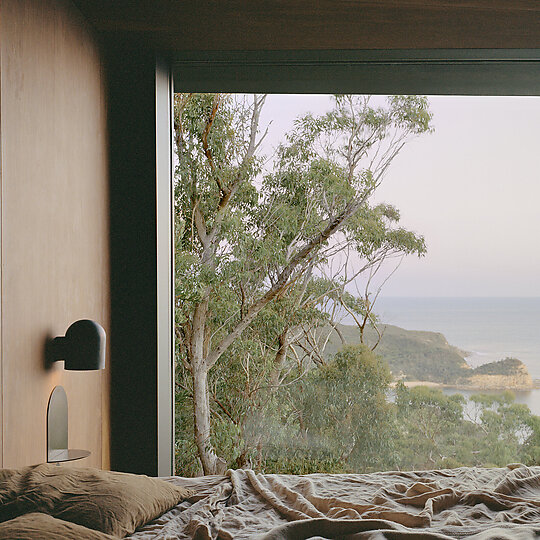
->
[128,465,540,539]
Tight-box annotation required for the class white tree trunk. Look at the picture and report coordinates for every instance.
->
[192,365,226,475]
[189,292,227,475]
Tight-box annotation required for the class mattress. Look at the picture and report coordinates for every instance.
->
[127,465,540,539]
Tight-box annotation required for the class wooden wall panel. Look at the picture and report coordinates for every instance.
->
[0,33,2,468]
[0,0,110,469]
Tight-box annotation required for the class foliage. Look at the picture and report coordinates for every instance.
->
[173,92,540,478]
[298,345,397,472]
[173,92,540,476]
[393,385,540,470]
[471,358,523,376]
[324,323,469,383]
[395,384,470,469]
[174,93,432,474]
[323,323,532,387]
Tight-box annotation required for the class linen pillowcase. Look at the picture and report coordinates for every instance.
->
[0,468,26,522]
[0,512,116,540]
[15,463,192,537]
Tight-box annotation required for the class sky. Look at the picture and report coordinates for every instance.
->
[257,94,540,298]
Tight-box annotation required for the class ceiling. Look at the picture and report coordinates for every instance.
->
[73,1,540,53]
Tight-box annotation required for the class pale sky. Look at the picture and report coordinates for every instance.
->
[257,94,540,298]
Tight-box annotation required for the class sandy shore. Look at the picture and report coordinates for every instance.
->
[390,380,442,388]
[390,379,535,391]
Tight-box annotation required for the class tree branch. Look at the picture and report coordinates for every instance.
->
[202,94,226,194]
[205,189,373,369]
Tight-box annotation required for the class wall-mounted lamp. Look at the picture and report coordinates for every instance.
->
[47,320,106,370]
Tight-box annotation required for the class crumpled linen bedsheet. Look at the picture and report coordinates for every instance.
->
[128,465,540,539]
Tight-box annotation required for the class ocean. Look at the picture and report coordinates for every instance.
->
[373,297,540,416]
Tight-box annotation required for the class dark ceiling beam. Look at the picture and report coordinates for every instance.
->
[73,1,540,52]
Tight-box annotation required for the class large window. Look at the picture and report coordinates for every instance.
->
[173,92,540,476]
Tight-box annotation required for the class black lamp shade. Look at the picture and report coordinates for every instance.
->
[52,320,106,370]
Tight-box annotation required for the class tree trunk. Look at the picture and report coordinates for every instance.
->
[190,292,226,475]
[269,328,290,388]
[192,365,227,475]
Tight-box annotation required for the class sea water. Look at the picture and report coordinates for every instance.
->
[374,297,540,416]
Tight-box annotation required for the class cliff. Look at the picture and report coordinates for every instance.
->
[458,358,533,390]
[325,323,533,390]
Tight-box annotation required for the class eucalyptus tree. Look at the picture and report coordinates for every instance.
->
[174,93,432,474]
[300,344,397,472]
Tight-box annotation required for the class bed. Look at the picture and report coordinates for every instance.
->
[2,463,540,539]
[134,465,540,539]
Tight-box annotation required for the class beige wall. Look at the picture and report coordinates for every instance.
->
[0,0,110,469]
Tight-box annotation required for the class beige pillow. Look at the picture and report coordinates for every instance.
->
[15,463,191,537]
[0,469,25,522]
[0,512,116,539]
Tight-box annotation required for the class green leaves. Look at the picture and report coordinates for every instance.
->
[387,95,434,134]
[173,92,436,473]
[299,345,396,471]
[393,385,540,470]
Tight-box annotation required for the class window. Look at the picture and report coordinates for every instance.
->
[171,49,540,472]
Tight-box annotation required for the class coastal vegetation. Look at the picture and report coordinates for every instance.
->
[325,323,533,389]
[174,92,431,474]
[174,93,540,476]
[176,335,540,475]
